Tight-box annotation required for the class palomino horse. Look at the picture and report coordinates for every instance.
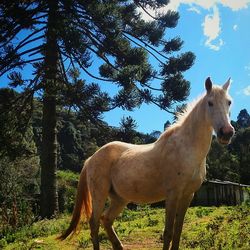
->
[59,77,235,250]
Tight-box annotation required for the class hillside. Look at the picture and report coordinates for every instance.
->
[2,206,249,250]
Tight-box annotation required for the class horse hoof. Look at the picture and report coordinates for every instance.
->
[113,244,124,250]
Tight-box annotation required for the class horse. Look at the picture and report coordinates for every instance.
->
[58,77,235,250]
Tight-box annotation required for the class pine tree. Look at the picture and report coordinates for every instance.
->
[237,109,250,128]
[0,0,195,218]
[119,116,138,142]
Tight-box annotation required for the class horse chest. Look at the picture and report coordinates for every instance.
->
[180,162,206,193]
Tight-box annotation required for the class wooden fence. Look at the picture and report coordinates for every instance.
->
[191,180,250,206]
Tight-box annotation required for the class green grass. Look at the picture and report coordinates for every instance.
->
[57,170,79,183]
[1,205,250,250]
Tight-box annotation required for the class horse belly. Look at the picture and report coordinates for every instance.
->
[111,165,173,204]
[114,179,167,204]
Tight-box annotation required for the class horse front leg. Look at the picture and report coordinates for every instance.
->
[163,193,180,250]
[171,193,194,250]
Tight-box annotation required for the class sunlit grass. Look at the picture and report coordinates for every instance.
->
[2,205,250,250]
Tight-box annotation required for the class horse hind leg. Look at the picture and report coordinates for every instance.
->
[89,183,110,250]
[89,196,106,250]
[101,194,127,250]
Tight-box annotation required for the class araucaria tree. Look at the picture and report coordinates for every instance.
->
[0,0,195,218]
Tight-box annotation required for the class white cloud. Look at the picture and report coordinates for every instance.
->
[160,0,250,11]
[138,0,250,50]
[188,6,201,14]
[243,85,250,96]
[202,6,223,51]
[220,0,250,11]
[245,64,250,71]
[245,63,250,76]
[233,24,238,30]
[205,39,224,51]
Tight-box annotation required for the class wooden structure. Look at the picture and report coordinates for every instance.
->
[191,180,250,206]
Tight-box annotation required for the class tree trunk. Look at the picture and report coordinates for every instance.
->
[40,1,59,218]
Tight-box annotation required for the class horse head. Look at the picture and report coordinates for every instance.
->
[204,77,235,144]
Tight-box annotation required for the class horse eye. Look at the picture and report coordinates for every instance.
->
[208,101,213,107]
[228,100,231,106]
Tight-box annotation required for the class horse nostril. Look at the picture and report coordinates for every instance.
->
[218,127,234,140]
[218,127,224,137]
[227,130,234,138]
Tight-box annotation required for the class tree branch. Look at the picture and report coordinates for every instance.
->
[0,26,23,49]
[123,30,169,61]
[16,45,44,58]
[81,42,119,71]
[123,32,165,65]
[16,27,46,50]
[16,35,45,53]
[72,54,114,82]
[0,57,44,77]
[136,2,159,20]
[28,45,44,57]
[58,51,69,84]
[140,82,162,91]
[133,84,175,114]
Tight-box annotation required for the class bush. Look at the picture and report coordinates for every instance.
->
[57,170,79,213]
[0,156,40,241]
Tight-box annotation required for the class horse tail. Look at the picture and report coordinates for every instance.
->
[58,160,92,240]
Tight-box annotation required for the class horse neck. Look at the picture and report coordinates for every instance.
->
[180,97,213,160]
[155,97,213,163]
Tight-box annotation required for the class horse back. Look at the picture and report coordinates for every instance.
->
[85,141,135,183]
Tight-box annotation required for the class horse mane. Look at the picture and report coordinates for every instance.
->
[157,85,228,144]
[157,93,206,143]
[174,94,205,127]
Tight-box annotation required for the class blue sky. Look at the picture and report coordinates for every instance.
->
[1,1,250,134]
[104,0,250,133]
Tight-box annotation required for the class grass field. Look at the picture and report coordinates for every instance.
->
[1,205,250,250]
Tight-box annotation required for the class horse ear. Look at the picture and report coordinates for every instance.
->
[222,78,231,91]
[205,77,212,93]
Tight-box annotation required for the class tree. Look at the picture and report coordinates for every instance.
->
[236,109,250,128]
[119,116,138,143]
[0,88,33,158]
[150,130,162,139]
[0,0,195,218]
[0,88,39,230]
[57,119,99,172]
[164,120,171,130]
[231,128,250,184]
[207,138,240,182]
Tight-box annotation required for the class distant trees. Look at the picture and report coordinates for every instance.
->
[207,139,240,182]
[0,89,39,230]
[118,116,138,143]
[0,88,33,158]
[57,114,99,172]
[207,109,250,184]
[237,109,250,128]
[150,130,162,139]
[164,120,171,130]
[0,0,195,218]
[231,128,250,184]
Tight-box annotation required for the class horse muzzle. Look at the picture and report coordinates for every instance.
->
[217,126,235,145]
